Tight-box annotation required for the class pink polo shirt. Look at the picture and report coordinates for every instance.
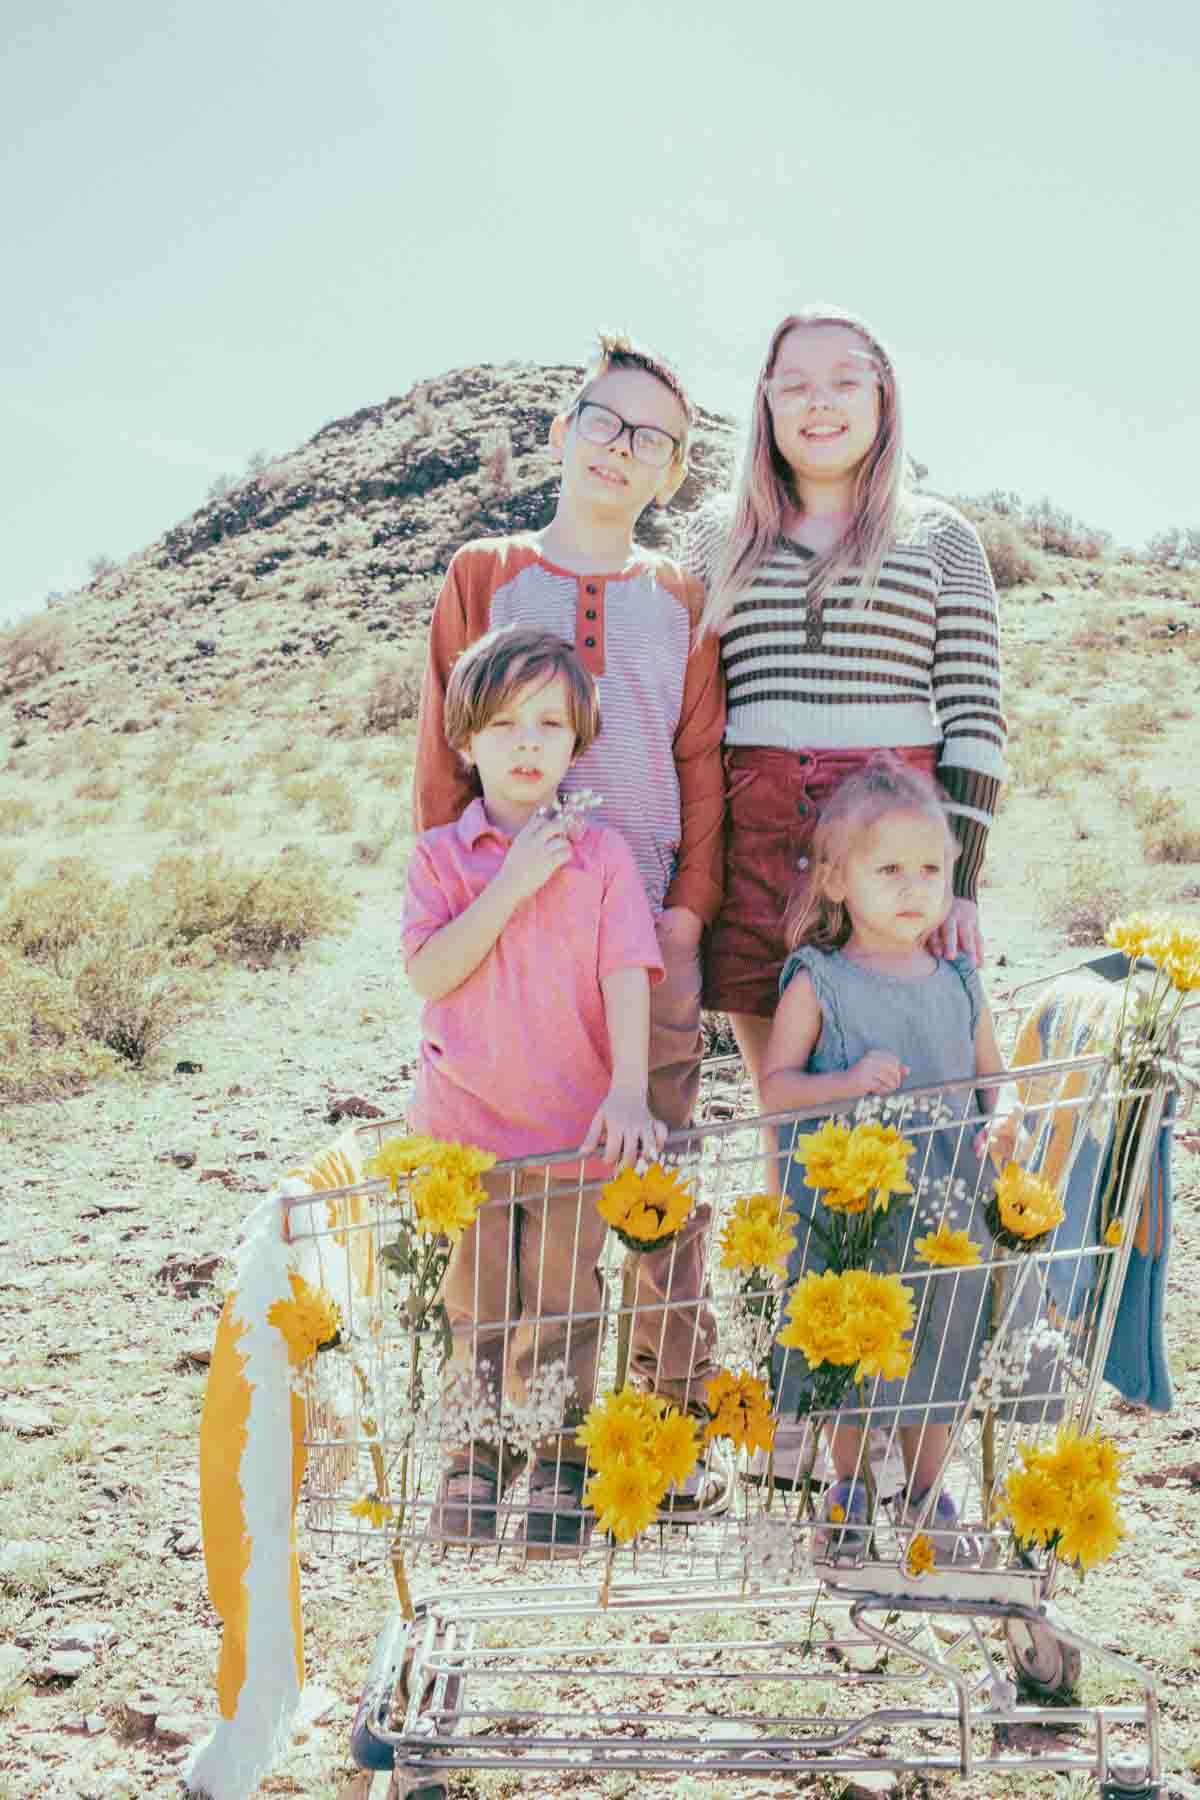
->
[402,800,665,1160]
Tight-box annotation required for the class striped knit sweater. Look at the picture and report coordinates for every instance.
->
[683,497,1007,900]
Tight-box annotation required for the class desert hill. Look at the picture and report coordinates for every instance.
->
[1,361,736,734]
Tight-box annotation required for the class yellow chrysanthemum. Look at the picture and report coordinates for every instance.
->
[828,1503,845,1524]
[719,1194,797,1276]
[994,1164,1065,1241]
[650,1410,701,1488]
[1104,913,1157,961]
[999,1464,1061,1546]
[410,1168,485,1241]
[585,1457,665,1542]
[1104,1218,1123,1248]
[703,1369,775,1456]
[905,1533,936,1577]
[577,1404,647,1467]
[366,1135,444,1183]
[597,1163,694,1244]
[778,1269,858,1367]
[349,1496,393,1528]
[1057,1485,1125,1571]
[914,1221,983,1267]
[1164,951,1200,993]
[848,1312,913,1383]
[913,1224,978,1267]
[266,1271,342,1366]
[790,1119,852,1190]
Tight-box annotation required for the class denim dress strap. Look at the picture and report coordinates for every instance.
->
[778,946,848,1068]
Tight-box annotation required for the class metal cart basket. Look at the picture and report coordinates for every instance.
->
[281,962,1191,1798]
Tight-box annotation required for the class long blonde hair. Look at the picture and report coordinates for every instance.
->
[701,305,906,637]
[785,756,958,952]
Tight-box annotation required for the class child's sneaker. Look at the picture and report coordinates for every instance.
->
[894,1486,979,1565]
[812,1478,870,1562]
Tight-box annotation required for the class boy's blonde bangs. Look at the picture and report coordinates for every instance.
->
[443,625,600,756]
[566,330,694,460]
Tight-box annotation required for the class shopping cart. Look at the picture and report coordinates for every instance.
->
[279,958,1194,1799]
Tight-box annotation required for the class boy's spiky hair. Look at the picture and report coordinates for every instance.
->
[567,330,694,456]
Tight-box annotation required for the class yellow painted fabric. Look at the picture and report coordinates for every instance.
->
[199,1301,254,1719]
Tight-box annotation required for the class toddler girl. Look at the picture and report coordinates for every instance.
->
[762,757,1011,1563]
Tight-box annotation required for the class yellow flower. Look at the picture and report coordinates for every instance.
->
[366,1135,444,1182]
[999,1464,1061,1546]
[1057,1484,1124,1571]
[848,1311,913,1383]
[790,1119,852,1190]
[349,1496,393,1528]
[719,1194,796,1276]
[597,1163,694,1245]
[650,1409,700,1488]
[577,1388,664,1471]
[914,1221,983,1267]
[267,1271,342,1365]
[1105,913,1157,961]
[994,1163,1065,1241]
[828,1503,846,1524]
[1042,1425,1104,1500]
[905,1533,936,1577]
[792,1121,915,1216]
[1104,1218,1123,1248]
[778,1269,858,1367]
[410,1168,486,1241]
[1163,951,1200,993]
[585,1457,664,1542]
[1083,1433,1124,1493]
[703,1370,775,1456]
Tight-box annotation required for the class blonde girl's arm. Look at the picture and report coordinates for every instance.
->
[760,973,908,1111]
[972,996,1022,1163]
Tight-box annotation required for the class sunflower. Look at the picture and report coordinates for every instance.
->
[719,1194,796,1276]
[905,1533,936,1577]
[410,1167,486,1241]
[914,1221,982,1267]
[584,1457,664,1542]
[991,1163,1064,1247]
[267,1271,343,1365]
[1057,1484,1125,1571]
[597,1163,694,1251]
[703,1369,775,1456]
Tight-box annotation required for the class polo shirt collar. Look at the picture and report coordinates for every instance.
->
[456,797,512,849]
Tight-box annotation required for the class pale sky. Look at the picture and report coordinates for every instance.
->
[4,0,1197,625]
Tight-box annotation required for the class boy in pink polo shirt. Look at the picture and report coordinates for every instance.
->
[413,334,725,1501]
[403,626,666,1554]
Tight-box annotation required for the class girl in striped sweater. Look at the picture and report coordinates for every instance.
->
[684,306,1006,1102]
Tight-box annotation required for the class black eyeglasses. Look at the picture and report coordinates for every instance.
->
[574,401,682,469]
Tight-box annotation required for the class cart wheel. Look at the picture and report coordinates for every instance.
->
[1003,1616,1082,1699]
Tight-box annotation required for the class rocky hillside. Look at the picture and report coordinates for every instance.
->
[1,363,737,737]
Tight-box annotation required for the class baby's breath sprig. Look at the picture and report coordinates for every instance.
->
[539,787,604,828]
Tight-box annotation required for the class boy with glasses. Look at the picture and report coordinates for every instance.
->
[413,332,727,1523]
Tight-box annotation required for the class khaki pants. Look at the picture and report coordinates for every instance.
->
[628,922,720,1411]
[442,1167,609,1473]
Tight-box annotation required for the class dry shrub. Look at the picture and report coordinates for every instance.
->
[1142,813,1200,865]
[363,656,423,733]
[975,515,1041,590]
[69,935,194,1067]
[1104,699,1163,748]
[1033,848,1155,945]
[351,812,403,865]
[74,772,122,803]
[0,795,39,834]
[1006,716,1070,795]
[151,848,354,961]
[0,614,70,687]
[0,863,131,968]
[0,948,117,1101]
[314,773,355,832]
